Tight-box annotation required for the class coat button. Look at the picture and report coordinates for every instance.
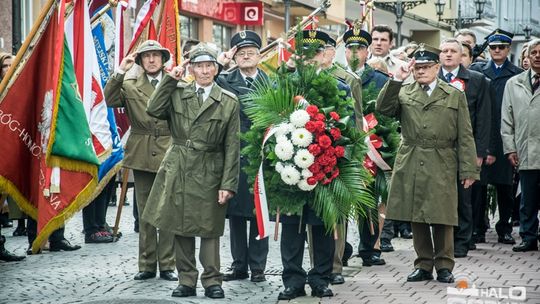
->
[154,120,158,124]
[420,161,424,166]
[152,152,157,156]
[423,124,427,129]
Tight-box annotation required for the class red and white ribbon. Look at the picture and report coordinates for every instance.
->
[127,0,160,53]
[363,114,392,171]
[254,126,278,240]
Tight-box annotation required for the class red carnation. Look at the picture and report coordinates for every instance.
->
[307,177,318,185]
[308,144,322,156]
[335,146,345,158]
[322,178,332,185]
[315,172,325,181]
[330,111,340,121]
[315,113,326,121]
[324,146,335,156]
[323,165,333,173]
[305,121,317,133]
[306,105,319,117]
[317,156,330,166]
[331,168,340,179]
[330,128,341,140]
[309,163,321,174]
[318,135,332,149]
[328,156,337,167]
[315,122,326,134]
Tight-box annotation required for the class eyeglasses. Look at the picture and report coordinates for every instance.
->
[236,51,258,57]
[489,45,508,50]
[413,64,437,71]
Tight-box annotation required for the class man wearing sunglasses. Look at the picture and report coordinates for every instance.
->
[470,29,524,247]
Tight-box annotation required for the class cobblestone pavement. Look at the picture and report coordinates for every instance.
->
[1,189,539,304]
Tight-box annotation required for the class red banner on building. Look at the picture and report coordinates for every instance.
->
[179,0,263,26]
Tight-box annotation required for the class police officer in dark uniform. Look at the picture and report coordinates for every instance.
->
[470,29,523,245]
[278,29,351,300]
[215,30,269,283]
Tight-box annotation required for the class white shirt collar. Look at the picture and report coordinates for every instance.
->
[195,83,214,102]
[422,79,438,96]
[240,70,258,82]
[146,71,163,84]
[441,66,460,79]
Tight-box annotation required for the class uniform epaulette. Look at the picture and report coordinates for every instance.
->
[221,88,238,100]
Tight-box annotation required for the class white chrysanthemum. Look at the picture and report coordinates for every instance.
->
[293,149,315,169]
[289,110,310,128]
[274,123,295,137]
[280,165,301,185]
[275,141,294,161]
[298,179,317,191]
[302,169,313,178]
[276,135,289,144]
[275,162,285,173]
[291,128,313,147]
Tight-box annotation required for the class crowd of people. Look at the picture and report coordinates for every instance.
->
[1,22,539,301]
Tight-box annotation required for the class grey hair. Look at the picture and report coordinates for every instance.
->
[440,38,463,52]
[527,39,540,56]
[454,29,477,44]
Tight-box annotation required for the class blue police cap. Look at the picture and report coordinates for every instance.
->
[230,30,262,49]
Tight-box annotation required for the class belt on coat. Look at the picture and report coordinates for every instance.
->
[173,138,221,152]
[130,127,171,137]
[402,138,455,149]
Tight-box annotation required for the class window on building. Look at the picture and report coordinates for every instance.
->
[213,23,232,52]
[180,15,199,41]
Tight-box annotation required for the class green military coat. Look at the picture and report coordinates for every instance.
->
[376,79,479,226]
[142,75,240,237]
[329,64,363,129]
[104,72,171,172]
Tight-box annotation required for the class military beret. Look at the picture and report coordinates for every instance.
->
[231,30,262,49]
[410,43,441,64]
[301,30,330,51]
[343,28,372,48]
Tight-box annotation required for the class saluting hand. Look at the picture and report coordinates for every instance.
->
[119,53,137,72]
[218,190,234,205]
[217,46,237,66]
[395,58,414,81]
[169,59,189,80]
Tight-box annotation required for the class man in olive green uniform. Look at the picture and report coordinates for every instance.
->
[143,43,240,299]
[319,35,363,285]
[376,45,479,283]
[104,40,177,282]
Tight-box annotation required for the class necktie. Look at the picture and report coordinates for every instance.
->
[422,85,430,93]
[150,79,158,88]
[197,87,205,106]
[245,77,254,88]
[445,72,453,83]
[533,74,540,94]
[495,66,502,75]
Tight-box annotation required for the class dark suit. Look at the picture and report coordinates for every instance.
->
[215,68,269,275]
[470,59,523,238]
[439,65,491,254]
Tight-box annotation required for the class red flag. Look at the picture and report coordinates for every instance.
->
[148,18,158,41]
[0,0,98,253]
[157,0,181,65]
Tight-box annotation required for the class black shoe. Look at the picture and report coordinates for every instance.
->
[362,255,386,266]
[160,270,178,281]
[223,270,248,281]
[436,269,454,283]
[407,269,433,282]
[250,271,266,282]
[171,284,196,297]
[204,285,224,299]
[278,287,306,300]
[498,233,516,244]
[0,248,26,262]
[12,227,27,237]
[400,229,413,239]
[380,239,395,252]
[49,239,81,252]
[469,243,477,250]
[474,235,486,243]
[134,271,156,280]
[330,273,345,285]
[454,251,467,258]
[342,241,353,266]
[26,246,41,255]
[512,241,538,252]
[85,232,113,244]
[311,285,333,298]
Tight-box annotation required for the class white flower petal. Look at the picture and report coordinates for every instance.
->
[275,162,285,173]
[275,141,294,161]
[291,128,313,147]
[293,149,315,169]
[280,165,301,185]
[298,179,317,191]
[289,110,310,128]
